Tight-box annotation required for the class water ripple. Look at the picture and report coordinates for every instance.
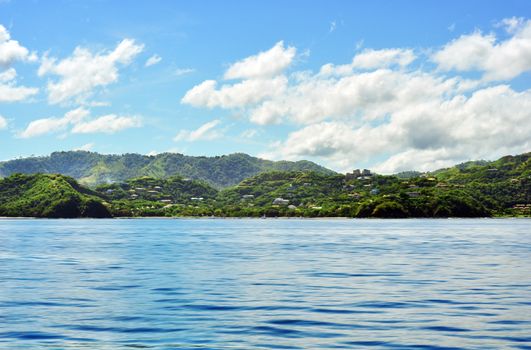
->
[0,218,530,349]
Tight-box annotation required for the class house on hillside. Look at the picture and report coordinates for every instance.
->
[272,197,289,206]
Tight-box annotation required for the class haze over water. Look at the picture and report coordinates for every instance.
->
[1,218,530,349]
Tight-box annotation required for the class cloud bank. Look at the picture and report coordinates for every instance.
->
[182,21,531,172]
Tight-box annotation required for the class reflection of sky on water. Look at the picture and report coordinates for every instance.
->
[0,218,530,349]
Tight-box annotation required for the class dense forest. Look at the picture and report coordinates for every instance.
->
[0,152,528,218]
[0,174,111,218]
[0,151,333,188]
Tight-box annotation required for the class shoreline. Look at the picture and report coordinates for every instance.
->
[1,216,528,220]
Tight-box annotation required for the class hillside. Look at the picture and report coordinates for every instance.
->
[0,152,528,218]
[433,152,530,215]
[214,170,492,218]
[0,151,335,188]
[0,173,111,218]
[119,152,529,218]
[94,175,218,216]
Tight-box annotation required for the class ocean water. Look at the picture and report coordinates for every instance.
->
[0,218,530,349]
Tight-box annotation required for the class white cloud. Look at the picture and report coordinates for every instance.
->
[240,129,258,138]
[224,41,296,80]
[0,24,36,67]
[74,142,94,151]
[0,26,39,102]
[329,21,337,33]
[38,38,144,104]
[19,107,90,138]
[433,19,531,80]
[174,119,222,142]
[145,54,162,67]
[182,19,531,173]
[0,82,38,102]
[264,84,531,173]
[175,67,195,76]
[351,48,416,69]
[71,114,142,134]
[0,114,7,129]
[19,108,141,137]
[319,48,415,76]
[0,67,15,81]
[496,16,525,34]
[249,69,462,125]
[182,76,288,109]
[20,117,71,138]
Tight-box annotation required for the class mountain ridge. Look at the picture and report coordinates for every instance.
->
[0,151,335,188]
[0,151,528,218]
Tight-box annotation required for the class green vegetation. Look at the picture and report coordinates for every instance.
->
[94,175,218,217]
[212,171,493,218]
[0,173,111,218]
[0,151,334,188]
[0,152,529,218]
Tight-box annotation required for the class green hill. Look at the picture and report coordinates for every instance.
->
[0,152,528,218]
[212,152,529,218]
[94,175,218,217]
[0,173,111,218]
[214,171,492,218]
[0,151,335,188]
[432,152,530,215]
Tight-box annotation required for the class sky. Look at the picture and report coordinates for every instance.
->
[0,0,530,173]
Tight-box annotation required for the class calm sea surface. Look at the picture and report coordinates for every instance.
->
[0,218,530,349]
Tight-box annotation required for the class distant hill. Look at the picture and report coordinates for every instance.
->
[0,173,111,218]
[432,152,530,213]
[94,175,218,216]
[212,152,530,218]
[215,170,492,218]
[0,151,335,188]
[0,152,528,218]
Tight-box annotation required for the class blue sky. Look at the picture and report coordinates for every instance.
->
[0,0,530,172]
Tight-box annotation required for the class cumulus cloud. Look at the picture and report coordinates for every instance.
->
[265,85,531,172]
[182,76,288,109]
[174,119,222,142]
[0,24,36,67]
[224,41,296,80]
[0,25,39,102]
[182,41,296,113]
[0,67,15,81]
[38,38,144,104]
[19,107,90,138]
[0,81,38,102]
[0,114,7,129]
[496,16,525,34]
[183,19,531,173]
[71,114,141,134]
[250,69,466,125]
[319,48,415,76]
[19,107,141,138]
[352,48,416,69]
[432,19,531,80]
[145,54,162,67]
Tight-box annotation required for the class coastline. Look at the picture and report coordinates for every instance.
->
[1,216,528,220]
